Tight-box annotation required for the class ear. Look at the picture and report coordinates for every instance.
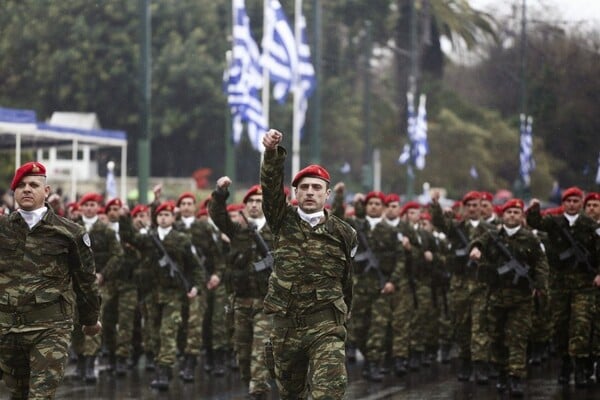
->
[44,185,51,199]
[326,188,332,199]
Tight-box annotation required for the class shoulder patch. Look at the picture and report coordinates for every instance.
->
[397,232,404,242]
[350,245,358,258]
[596,227,600,237]
[191,245,198,256]
[82,233,91,247]
[540,243,546,253]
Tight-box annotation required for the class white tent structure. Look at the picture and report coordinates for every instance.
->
[0,106,127,201]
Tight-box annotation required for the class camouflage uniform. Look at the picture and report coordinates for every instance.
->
[0,205,100,399]
[526,205,600,384]
[471,226,548,381]
[260,146,358,400]
[209,189,273,396]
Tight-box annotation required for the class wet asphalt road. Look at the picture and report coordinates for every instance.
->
[1,354,599,399]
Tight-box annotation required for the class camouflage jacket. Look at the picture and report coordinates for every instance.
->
[209,188,273,298]
[0,205,100,331]
[471,226,548,293]
[260,146,358,317]
[174,218,225,279]
[76,218,123,279]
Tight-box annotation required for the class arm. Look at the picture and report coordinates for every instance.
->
[209,177,242,238]
[260,129,288,234]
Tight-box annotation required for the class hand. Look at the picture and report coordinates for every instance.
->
[153,184,162,200]
[220,233,231,244]
[95,273,104,286]
[469,247,481,261]
[333,182,345,194]
[262,129,283,150]
[402,236,411,250]
[187,286,198,299]
[529,198,540,208]
[532,289,544,297]
[217,176,232,189]
[593,274,600,287]
[424,250,433,262]
[82,321,102,336]
[353,193,365,203]
[207,274,221,290]
[381,282,395,294]
[431,190,440,203]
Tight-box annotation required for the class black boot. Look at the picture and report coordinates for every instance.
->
[365,360,383,382]
[150,366,171,390]
[73,355,86,380]
[488,362,499,379]
[558,355,572,385]
[574,358,589,388]
[145,352,156,372]
[473,361,489,385]
[508,375,524,397]
[528,342,542,366]
[440,344,451,364]
[394,357,407,377]
[228,349,239,370]
[213,349,226,377]
[115,356,128,377]
[179,354,197,383]
[203,347,214,373]
[408,351,421,371]
[106,352,116,373]
[84,356,97,384]
[346,344,357,363]
[496,369,508,393]
[457,358,471,382]
[247,392,267,400]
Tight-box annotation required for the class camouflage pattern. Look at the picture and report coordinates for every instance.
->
[260,146,357,400]
[526,206,600,358]
[209,186,274,393]
[471,225,548,377]
[0,205,99,398]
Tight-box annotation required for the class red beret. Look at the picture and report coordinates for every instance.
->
[155,201,176,215]
[365,191,386,204]
[385,193,400,205]
[177,192,196,207]
[500,198,524,214]
[67,202,79,212]
[462,191,482,204]
[420,212,432,221]
[11,162,46,191]
[561,186,583,202]
[480,192,494,202]
[584,192,600,206]
[105,198,123,210]
[452,201,462,210]
[196,207,208,218]
[541,206,564,216]
[292,164,330,187]
[79,192,103,206]
[400,201,421,216]
[243,185,262,203]
[290,198,299,206]
[97,206,106,215]
[130,204,149,217]
[227,203,245,213]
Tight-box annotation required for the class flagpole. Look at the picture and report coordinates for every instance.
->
[291,0,302,178]
[262,0,270,134]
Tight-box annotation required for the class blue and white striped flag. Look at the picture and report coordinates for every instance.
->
[105,161,117,199]
[519,114,535,186]
[398,92,428,169]
[226,0,267,151]
[295,14,316,137]
[262,0,298,103]
[595,151,600,185]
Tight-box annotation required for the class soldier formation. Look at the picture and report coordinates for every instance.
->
[1,136,600,399]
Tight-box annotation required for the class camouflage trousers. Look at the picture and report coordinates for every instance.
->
[392,281,413,358]
[234,297,272,394]
[469,281,490,362]
[205,284,231,351]
[71,305,101,356]
[271,317,347,400]
[488,290,533,378]
[0,325,71,400]
[155,290,184,367]
[102,283,138,358]
[529,291,552,344]
[183,290,206,356]
[448,275,472,360]
[551,286,595,358]
[593,291,600,357]
[141,290,160,355]
[410,282,436,352]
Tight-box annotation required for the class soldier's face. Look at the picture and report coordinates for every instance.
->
[133,211,150,228]
[107,205,120,222]
[584,199,600,221]
[502,208,523,228]
[406,208,421,224]
[295,177,331,213]
[463,200,481,220]
[420,219,433,232]
[98,213,109,225]
[156,211,175,228]
[80,201,99,218]
[14,175,50,211]
[562,196,582,215]
[366,198,384,218]
[245,195,264,219]
[480,200,494,218]
[385,201,400,219]
[179,198,196,218]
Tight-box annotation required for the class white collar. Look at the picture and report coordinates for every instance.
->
[248,216,267,231]
[502,225,521,236]
[366,216,383,229]
[109,221,119,232]
[563,213,579,226]
[297,208,324,227]
[181,215,195,229]
[157,226,172,240]
[18,206,48,230]
[82,215,98,231]
[385,217,400,227]
[468,219,480,228]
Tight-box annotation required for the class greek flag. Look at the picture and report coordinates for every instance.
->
[295,14,316,137]
[595,151,600,185]
[262,0,298,103]
[105,161,117,199]
[398,92,428,170]
[226,0,267,151]
[519,114,535,186]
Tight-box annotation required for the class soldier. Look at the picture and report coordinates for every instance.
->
[469,199,548,396]
[583,192,600,382]
[260,129,358,400]
[209,182,274,399]
[526,187,600,387]
[584,192,600,223]
[481,192,500,225]
[72,192,123,383]
[0,161,101,399]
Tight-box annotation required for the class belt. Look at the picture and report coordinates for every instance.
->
[273,307,341,329]
[0,301,66,326]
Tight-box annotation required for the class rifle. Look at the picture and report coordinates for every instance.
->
[556,221,595,274]
[452,224,478,269]
[239,212,274,273]
[150,233,193,293]
[353,222,387,291]
[489,231,534,288]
